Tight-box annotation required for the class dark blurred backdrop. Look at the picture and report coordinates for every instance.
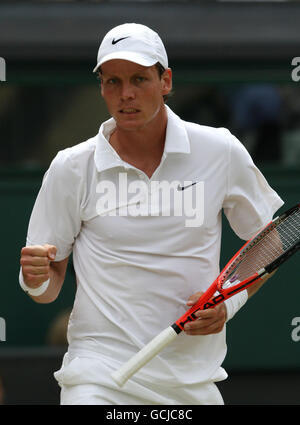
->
[0,0,300,405]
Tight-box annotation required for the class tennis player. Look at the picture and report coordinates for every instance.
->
[19,23,284,405]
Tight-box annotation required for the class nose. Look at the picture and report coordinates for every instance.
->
[120,82,135,100]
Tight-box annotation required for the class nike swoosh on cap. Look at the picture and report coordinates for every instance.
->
[112,36,130,45]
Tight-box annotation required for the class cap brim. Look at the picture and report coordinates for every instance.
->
[92,51,157,73]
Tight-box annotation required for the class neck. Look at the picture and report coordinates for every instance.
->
[108,105,168,179]
[110,104,168,161]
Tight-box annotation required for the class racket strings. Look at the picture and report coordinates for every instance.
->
[278,209,300,250]
[224,207,300,285]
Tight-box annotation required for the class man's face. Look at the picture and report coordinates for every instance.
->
[100,60,172,132]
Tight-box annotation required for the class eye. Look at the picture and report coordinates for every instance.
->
[107,78,117,85]
[103,77,118,86]
[135,76,146,83]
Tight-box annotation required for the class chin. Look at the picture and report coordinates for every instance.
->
[115,116,147,131]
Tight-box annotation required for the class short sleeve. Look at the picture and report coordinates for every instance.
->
[26,150,83,261]
[223,131,284,240]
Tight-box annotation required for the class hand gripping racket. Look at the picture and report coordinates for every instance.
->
[111,204,300,387]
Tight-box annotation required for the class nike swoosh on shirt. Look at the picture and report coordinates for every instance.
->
[177,182,198,191]
[112,37,130,45]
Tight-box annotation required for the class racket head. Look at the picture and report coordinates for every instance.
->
[217,203,300,294]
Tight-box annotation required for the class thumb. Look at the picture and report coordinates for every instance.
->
[44,244,57,261]
[187,291,204,307]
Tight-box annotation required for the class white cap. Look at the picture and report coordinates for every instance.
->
[93,23,168,73]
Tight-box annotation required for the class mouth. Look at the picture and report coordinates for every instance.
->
[119,108,140,115]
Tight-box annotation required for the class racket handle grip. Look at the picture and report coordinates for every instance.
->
[111,326,178,387]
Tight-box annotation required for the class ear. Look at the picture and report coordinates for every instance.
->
[161,68,172,96]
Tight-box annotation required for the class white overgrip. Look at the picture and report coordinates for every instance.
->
[111,326,178,387]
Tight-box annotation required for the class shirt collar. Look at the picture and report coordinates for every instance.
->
[164,105,190,154]
[94,116,121,173]
[94,105,190,173]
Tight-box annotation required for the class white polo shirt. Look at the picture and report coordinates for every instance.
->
[26,106,283,391]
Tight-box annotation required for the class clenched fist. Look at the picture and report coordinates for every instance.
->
[20,244,57,289]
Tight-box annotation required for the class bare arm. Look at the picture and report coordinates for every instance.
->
[246,269,277,299]
[20,244,69,304]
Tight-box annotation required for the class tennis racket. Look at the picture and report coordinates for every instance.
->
[111,203,300,387]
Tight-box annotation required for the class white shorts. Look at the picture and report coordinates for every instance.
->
[55,354,225,405]
[60,380,224,405]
